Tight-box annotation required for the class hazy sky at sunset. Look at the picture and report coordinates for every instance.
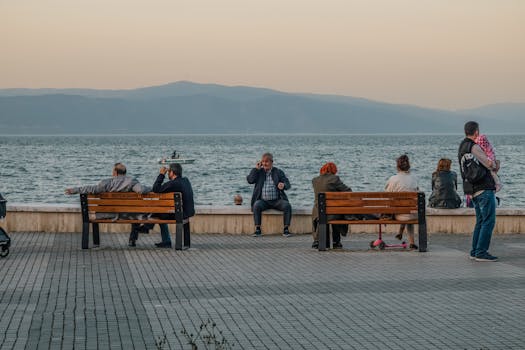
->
[1,0,523,109]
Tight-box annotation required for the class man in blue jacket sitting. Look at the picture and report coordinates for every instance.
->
[247,153,292,237]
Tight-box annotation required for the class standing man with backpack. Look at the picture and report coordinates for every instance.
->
[458,121,500,262]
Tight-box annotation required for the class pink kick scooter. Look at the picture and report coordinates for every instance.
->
[369,224,407,250]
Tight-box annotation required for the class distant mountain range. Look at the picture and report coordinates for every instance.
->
[0,81,523,134]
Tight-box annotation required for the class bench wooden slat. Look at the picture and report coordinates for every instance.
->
[326,199,417,207]
[88,206,175,213]
[87,192,174,199]
[90,219,177,224]
[324,192,418,200]
[325,207,417,215]
[88,199,174,206]
[329,219,419,225]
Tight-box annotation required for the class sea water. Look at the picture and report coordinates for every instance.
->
[0,134,523,207]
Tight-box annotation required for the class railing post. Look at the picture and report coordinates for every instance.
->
[417,192,427,252]
[80,194,90,249]
[318,193,329,251]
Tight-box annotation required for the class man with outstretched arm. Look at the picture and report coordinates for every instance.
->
[65,162,150,247]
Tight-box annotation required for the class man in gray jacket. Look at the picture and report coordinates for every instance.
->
[65,163,150,247]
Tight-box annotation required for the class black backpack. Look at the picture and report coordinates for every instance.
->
[460,152,487,184]
[459,140,488,195]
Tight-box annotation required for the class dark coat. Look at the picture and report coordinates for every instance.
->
[247,167,291,208]
[152,174,195,219]
[428,171,462,208]
[312,173,352,221]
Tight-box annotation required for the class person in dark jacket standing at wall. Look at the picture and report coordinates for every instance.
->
[428,158,462,208]
[151,163,195,248]
[458,121,500,262]
[247,152,292,237]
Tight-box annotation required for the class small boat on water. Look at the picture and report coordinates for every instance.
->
[157,150,195,165]
[158,158,195,165]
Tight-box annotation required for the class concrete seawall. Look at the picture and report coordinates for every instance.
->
[3,203,524,234]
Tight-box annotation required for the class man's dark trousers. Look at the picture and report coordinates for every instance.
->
[253,199,292,226]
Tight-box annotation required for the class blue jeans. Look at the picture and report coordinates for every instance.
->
[471,190,496,257]
[159,224,171,244]
[159,223,190,244]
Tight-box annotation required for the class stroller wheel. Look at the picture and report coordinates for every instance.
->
[378,241,386,250]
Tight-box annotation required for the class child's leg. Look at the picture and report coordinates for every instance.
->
[395,224,406,240]
[406,224,415,245]
[491,171,502,192]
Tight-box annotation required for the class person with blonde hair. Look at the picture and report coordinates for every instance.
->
[311,162,352,249]
[428,158,462,208]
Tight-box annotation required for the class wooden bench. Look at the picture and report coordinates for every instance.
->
[80,192,189,250]
[317,191,427,252]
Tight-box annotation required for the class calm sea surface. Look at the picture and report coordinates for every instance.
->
[0,134,523,207]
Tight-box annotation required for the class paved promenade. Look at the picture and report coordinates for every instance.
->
[0,231,524,350]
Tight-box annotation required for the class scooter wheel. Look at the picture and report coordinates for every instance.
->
[369,240,376,248]
[378,241,386,250]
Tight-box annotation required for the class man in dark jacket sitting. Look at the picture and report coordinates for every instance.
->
[151,163,195,248]
[247,153,292,237]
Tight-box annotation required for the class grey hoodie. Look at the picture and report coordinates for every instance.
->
[70,175,150,194]
[70,175,151,220]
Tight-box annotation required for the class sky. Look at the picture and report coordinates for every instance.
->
[1,0,524,109]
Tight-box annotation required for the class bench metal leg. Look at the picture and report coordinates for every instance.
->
[183,222,191,249]
[174,222,184,250]
[418,223,427,252]
[417,192,427,252]
[81,222,90,249]
[92,223,100,247]
[318,223,329,251]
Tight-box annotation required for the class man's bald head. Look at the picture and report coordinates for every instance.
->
[113,163,127,176]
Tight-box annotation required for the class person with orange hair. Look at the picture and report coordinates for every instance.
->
[311,162,352,249]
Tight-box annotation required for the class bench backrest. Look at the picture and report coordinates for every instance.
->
[321,191,422,216]
[80,192,183,222]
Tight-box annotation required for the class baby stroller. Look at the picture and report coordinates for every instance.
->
[0,193,11,258]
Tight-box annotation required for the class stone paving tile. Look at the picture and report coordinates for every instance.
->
[0,231,524,349]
